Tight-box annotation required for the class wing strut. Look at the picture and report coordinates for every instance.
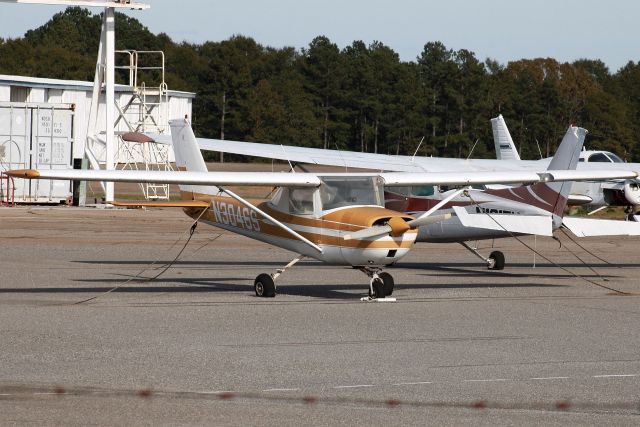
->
[219,187,323,254]
[408,188,467,227]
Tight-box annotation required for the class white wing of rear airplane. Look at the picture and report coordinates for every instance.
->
[453,206,553,236]
[146,131,640,175]
[491,114,521,161]
[562,217,640,236]
[146,133,545,173]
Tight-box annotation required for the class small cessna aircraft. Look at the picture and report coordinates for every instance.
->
[491,114,640,238]
[7,119,638,299]
[491,114,640,214]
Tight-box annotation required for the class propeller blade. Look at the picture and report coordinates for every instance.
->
[343,225,392,241]
[344,213,452,241]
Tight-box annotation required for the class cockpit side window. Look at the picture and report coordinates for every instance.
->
[288,187,316,214]
[412,185,435,197]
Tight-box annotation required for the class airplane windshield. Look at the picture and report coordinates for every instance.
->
[606,152,624,163]
[319,176,383,210]
[588,153,612,163]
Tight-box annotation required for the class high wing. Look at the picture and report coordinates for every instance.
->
[6,169,321,187]
[562,217,640,237]
[6,168,638,188]
[149,134,437,172]
[147,133,549,173]
[147,134,640,174]
[453,206,553,236]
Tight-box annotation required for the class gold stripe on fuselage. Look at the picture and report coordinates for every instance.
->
[181,192,416,249]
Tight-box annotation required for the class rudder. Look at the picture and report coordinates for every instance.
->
[169,118,220,197]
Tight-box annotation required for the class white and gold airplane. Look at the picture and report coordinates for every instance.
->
[6,119,638,299]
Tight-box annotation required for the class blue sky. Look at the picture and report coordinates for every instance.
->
[1,0,638,72]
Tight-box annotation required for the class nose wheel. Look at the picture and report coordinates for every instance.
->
[359,268,395,301]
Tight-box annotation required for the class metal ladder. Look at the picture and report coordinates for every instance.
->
[114,50,172,200]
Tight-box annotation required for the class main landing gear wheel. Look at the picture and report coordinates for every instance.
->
[379,272,394,296]
[488,251,505,270]
[368,277,386,299]
[254,273,276,298]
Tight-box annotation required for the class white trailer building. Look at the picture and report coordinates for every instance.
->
[0,73,194,161]
[0,72,195,203]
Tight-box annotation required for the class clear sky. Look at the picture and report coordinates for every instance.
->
[1,0,639,72]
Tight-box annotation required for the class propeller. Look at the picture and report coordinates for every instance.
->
[343,213,451,241]
[343,188,467,241]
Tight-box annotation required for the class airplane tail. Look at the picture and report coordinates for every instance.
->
[540,126,587,217]
[491,114,520,161]
[488,126,586,221]
[169,118,221,197]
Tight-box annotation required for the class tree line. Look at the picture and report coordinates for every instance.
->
[2,7,640,161]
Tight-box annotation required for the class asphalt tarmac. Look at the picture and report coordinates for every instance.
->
[1,206,639,426]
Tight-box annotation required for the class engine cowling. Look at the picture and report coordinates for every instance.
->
[624,179,640,206]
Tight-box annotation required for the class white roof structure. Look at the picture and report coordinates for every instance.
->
[0,74,194,98]
[0,74,195,160]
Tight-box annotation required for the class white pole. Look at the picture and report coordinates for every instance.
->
[104,7,115,202]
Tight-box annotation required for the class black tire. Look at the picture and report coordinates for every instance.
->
[254,273,276,297]
[379,272,394,296]
[488,251,505,270]
[369,277,385,299]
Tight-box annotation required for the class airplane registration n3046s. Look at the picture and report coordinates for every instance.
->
[210,200,261,232]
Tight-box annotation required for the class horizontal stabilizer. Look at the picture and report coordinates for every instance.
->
[453,206,553,236]
[111,200,211,208]
[562,217,640,237]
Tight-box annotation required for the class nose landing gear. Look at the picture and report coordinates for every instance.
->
[358,267,396,301]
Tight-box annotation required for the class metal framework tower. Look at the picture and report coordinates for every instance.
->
[114,49,173,200]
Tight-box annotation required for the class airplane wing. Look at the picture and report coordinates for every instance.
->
[7,169,638,187]
[6,169,321,187]
[195,137,431,172]
[145,133,640,175]
[453,206,553,236]
[378,169,639,186]
[146,133,547,173]
[562,217,640,237]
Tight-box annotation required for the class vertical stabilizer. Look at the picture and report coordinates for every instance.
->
[170,118,220,196]
[488,126,587,225]
[544,126,587,217]
[491,114,521,161]
[170,118,207,173]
